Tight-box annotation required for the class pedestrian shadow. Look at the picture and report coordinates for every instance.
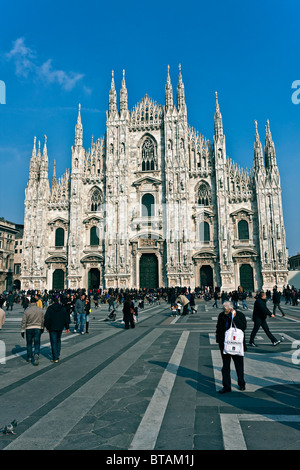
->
[148,360,216,393]
[10,344,53,362]
[149,360,300,435]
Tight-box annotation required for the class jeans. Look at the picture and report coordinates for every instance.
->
[26,329,42,361]
[49,331,62,360]
[77,313,86,333]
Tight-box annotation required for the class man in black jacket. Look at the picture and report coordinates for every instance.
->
[44,297,70,363]
[216,301,247,394]
[249,291,280,347]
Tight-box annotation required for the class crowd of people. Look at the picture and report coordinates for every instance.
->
[0,284,299,375]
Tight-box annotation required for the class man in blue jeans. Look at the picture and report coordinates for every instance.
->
[21,296,44,365]
[44,296,70,363]
[74,293,86,334]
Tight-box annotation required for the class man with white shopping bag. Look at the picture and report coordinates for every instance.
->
[216,301,247,394]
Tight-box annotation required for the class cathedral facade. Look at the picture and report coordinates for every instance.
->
[21,66,289,292]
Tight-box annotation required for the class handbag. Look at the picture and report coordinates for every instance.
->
[224,318,244,356]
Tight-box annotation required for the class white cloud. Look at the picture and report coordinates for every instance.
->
[6,37,85,91]
[6,37,36,78]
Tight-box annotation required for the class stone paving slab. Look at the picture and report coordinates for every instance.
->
[0,300,300,451]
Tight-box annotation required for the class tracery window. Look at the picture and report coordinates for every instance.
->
[141,138,156,171]
[90,188,102,212]
[197,182,211,206]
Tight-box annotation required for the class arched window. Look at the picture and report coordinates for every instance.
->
[141,138,156,171]
[238,220,249,240]
[142,193,155,217]
[199,221,210,242]
[55,228,64,247]
[90,226,99,246]
[90,188,102,212]
[197,182,211,206]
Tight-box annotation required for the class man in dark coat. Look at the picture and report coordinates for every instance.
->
[272,287,285,317]
[249,291,280,347]
[44,297,70,362]
[216,301,247,394]
[122,296,135,329]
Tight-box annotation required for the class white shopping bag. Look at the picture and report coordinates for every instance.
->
[224,321,244,356]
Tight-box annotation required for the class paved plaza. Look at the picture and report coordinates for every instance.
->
[0,297,300,452]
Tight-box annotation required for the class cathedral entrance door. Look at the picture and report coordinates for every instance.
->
[139,254,158,289]
[200,265,213,290]
[239,264,254,292]
[88,268,100,290]
[53,269,65,290]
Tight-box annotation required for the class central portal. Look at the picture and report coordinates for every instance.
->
[139,254,158,289]
[88,268,100,290]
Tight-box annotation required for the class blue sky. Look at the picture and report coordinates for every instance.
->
[0,0,299,255]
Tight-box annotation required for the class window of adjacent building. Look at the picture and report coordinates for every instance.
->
[90,226,99,246]
[238,220,249,240]
[55,227,65,247]
[199,221,210,242]
[142,193,155,217]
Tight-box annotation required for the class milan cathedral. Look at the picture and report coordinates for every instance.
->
[21,66,288,292]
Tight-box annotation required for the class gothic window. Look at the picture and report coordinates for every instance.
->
[142,193,155,217]
[238,220,249,240]
[197,182,211,206]
[55,228,65,247]
[199,221,210,242]
[90,188,102,212]
[141,138,156,171]
[90,226,99,246]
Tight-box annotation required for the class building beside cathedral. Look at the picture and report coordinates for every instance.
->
[21,66,288,292]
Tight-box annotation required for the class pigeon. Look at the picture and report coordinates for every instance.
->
[2,420,17,435]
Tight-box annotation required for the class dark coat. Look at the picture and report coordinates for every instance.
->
[272,290,281,304]
[123,300,134,321]
[216,309,247,351]
[252,298,272,321]
[44,302,70,332]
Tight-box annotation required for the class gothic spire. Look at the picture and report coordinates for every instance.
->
[165,65,173,110]
[176,64,186,112]
[32,136,37,158]
[52,159,57,188]
[120,69,128,115]
[254,120,264,170]
[264,119,277,169]
[214,91,223,136]
[29,136,38,181]
[42,135,48,160]
[75,103,83,147]
[108,70,117,115]
[39,135,49,180]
